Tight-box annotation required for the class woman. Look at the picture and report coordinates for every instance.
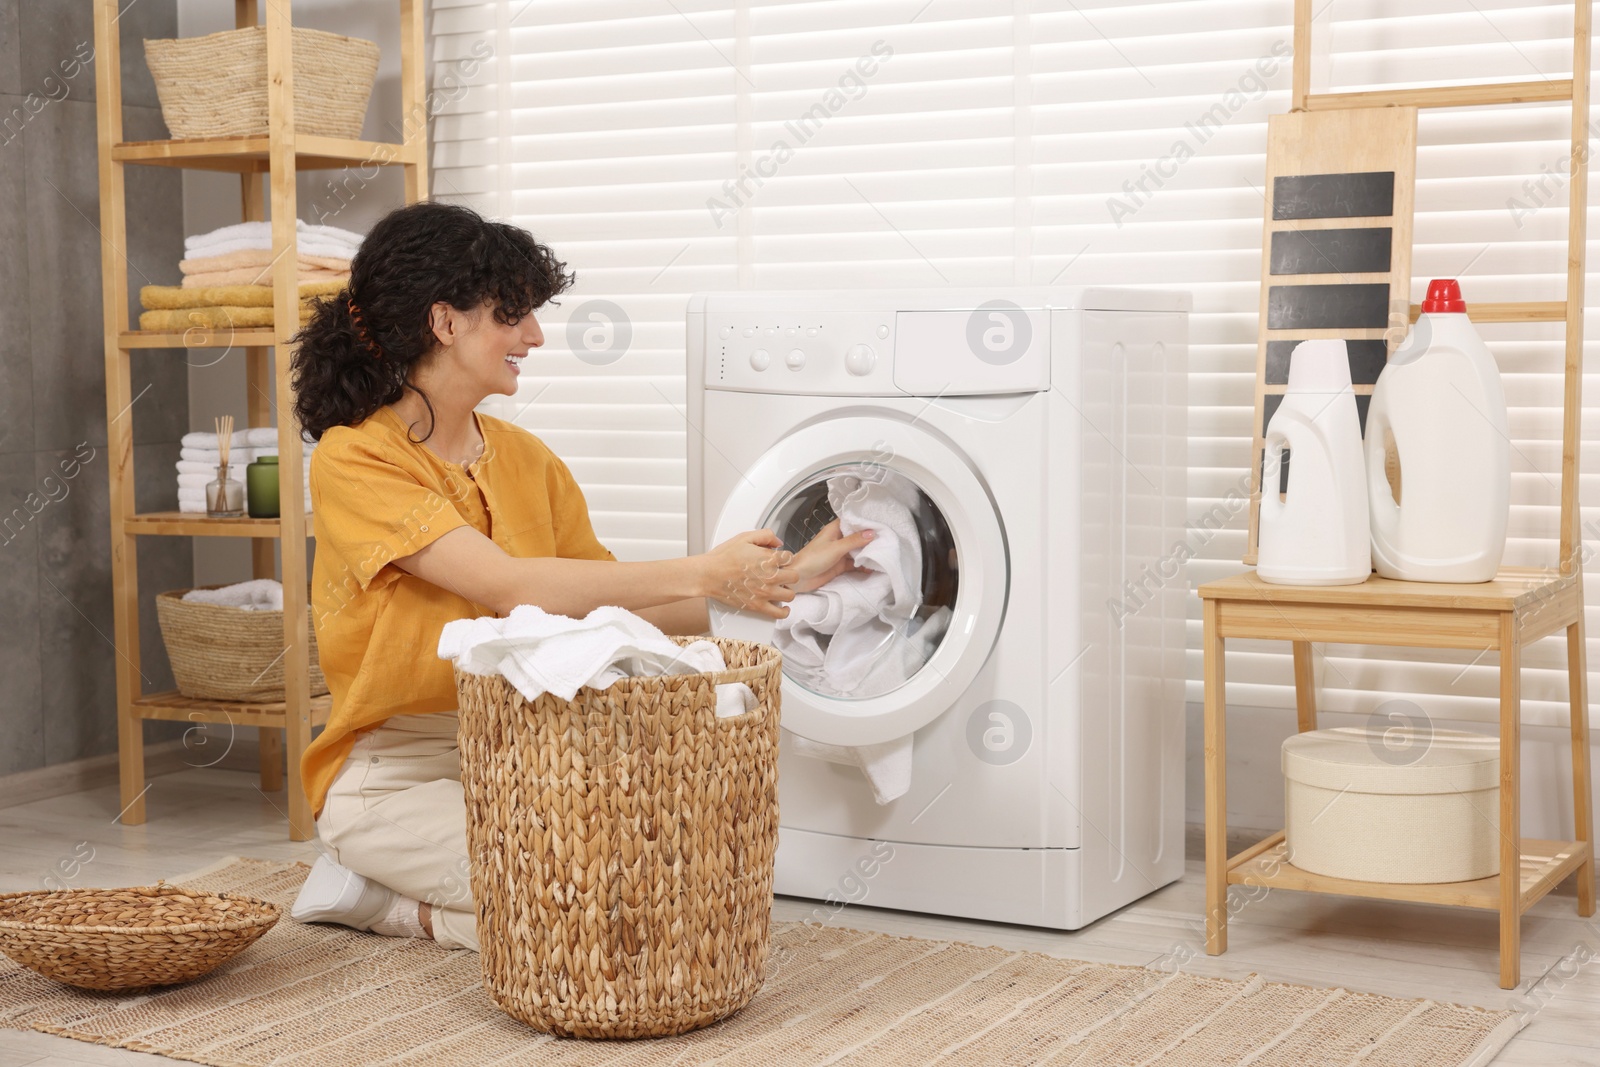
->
[287,202,868,950]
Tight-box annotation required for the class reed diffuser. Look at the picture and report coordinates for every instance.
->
[205,415,245,517]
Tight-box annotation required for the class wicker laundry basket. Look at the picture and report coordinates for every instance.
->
[455,637,781,1039]
[144,26,379,140]
[155,587,328,702]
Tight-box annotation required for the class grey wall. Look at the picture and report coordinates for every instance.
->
[0,0,191,776]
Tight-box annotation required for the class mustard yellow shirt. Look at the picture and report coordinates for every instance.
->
[300,405,615,818]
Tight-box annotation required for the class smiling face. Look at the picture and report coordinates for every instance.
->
[424,299,545,401]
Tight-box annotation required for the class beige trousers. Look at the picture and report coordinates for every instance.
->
[315,712,479,951]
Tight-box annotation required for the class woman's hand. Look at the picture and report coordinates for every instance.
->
[790,519,875,592]
[696,529,800,619]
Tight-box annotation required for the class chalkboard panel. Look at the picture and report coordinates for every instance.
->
[1273,171,1395,220]
[1270,227,1392,275]
[1266,338,1389,385]
[1267,283,1390,330]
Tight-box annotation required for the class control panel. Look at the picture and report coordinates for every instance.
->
[703,312,903,395]
[702,307,1051,396]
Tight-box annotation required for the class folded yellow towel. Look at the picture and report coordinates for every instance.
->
[138,305,317,331]
[179,248,353,275]
[140,280,347,310]
[183,267,350,289]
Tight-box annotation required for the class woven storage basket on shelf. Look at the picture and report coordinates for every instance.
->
[456,636,781,1039]
[144,26,378,140]
[0,883,279,991]
[155,587,327,702]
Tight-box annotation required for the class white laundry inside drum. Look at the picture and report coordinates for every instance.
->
[773,464,957,701]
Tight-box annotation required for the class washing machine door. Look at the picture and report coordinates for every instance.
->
[709,416,1008,747]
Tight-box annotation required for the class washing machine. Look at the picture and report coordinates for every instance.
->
[686,287,1190,929]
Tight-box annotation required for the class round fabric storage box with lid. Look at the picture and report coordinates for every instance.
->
[454,636,781,1039]
[1283,726,1500,883]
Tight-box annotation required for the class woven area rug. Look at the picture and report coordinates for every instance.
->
[0,858,1520,1067]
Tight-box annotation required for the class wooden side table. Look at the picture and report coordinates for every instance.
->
[1199,568,1595,988]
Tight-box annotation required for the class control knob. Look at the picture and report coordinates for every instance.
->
[844,343,877,376]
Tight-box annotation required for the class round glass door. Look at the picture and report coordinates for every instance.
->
[711,417,1007,747]
[763,465,960,701]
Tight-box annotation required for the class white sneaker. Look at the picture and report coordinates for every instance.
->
[291,855,399,931]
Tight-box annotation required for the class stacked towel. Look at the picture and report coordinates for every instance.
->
[176,428,315,515]
[438,605,756,719]
[139,280,344,331]
[138,221,363,331]
[183,220,360,286]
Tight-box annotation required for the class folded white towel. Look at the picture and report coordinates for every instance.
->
[182,579,283,611]
[182,427,312,449]
[184,237,359,261]
[185,220,364,256]
[181,473,313,493]
[179,448,253,466]
[179,447,312,465]
[438,604,755,719]
[299,221,366,247]
[181,430,250,450]
[177,486,311,505]
[786,732,914,805]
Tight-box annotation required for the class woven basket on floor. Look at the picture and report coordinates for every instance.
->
[0,883,279,991]
[455,637,782,1039]
[155,587,328,702]
[144,26,379,140]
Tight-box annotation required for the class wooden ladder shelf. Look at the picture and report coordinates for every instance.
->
[94,0,428,839]
[1200,0,1596,989]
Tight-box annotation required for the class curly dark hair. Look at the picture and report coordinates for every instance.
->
[291,201,574,440]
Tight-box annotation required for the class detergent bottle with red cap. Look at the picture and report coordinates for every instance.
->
[1364,278,1510,583]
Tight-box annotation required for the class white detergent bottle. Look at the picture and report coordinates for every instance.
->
[1257,339,1371,586]
[1364,278,1510,583]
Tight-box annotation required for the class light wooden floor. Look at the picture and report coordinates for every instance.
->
[0,767,1596,1066]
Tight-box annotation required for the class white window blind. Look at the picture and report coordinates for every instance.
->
[431,0,1599,730]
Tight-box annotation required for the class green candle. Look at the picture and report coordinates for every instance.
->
[246,455,280,518]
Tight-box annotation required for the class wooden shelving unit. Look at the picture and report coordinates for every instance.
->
[93,0,428,839]
[1200,0,1595,989]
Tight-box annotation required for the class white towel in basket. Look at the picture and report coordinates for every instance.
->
[437,605,755,718]
[181,578,284,612]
